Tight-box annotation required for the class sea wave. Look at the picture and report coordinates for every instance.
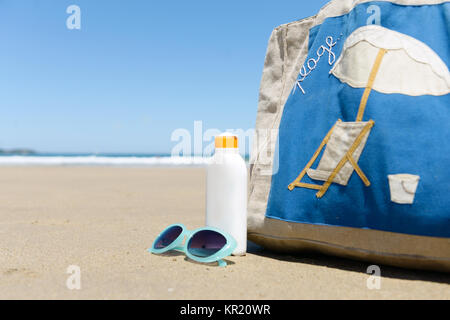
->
[0,156,210,167]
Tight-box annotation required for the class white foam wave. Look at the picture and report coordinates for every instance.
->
[0,156,210,167]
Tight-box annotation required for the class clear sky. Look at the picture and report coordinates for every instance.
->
[0,0,329,154]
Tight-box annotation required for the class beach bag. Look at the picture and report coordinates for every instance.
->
[248,0,450,271]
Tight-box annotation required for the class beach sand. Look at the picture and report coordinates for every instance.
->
[0,167,448,300]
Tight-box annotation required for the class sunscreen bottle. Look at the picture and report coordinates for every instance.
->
[206,133,247,256]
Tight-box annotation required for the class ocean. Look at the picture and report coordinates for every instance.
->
[0,153,212,167]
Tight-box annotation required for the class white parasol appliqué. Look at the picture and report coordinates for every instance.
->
[330,25,450,97]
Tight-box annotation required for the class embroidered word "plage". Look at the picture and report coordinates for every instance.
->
[293,36,338,95]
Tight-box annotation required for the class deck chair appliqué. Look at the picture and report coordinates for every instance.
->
[288,45,387,198]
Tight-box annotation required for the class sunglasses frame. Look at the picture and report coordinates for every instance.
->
[149,224,237,267]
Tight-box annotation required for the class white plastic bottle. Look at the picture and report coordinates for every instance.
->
[206,133,247,256]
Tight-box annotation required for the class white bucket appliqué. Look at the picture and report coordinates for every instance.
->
[388,174,420,205]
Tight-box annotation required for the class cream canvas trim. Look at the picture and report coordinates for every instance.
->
[249,18,315,229]
[249,232,450,272]
[314,0,450,31]
[248,217,450,271]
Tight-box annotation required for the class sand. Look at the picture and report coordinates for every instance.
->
[0,167,448,300]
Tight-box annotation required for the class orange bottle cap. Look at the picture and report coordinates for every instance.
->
[215,134,238,149]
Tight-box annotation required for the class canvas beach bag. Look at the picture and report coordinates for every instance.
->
[248,0,450,271]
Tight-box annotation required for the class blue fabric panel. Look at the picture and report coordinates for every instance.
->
[265,2,450,238]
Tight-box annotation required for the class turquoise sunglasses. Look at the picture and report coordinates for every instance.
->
[148,224,237,267]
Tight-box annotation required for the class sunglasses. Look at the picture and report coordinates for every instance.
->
[148,224,237,267]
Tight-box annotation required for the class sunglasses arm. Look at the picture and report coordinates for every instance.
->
[218,259,227,267]
[173,246,185,252]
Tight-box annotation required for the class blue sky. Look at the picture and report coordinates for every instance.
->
[0,0,329,153]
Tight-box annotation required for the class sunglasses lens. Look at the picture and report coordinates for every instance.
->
[154,226,183,249]
[187,230,227,258]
